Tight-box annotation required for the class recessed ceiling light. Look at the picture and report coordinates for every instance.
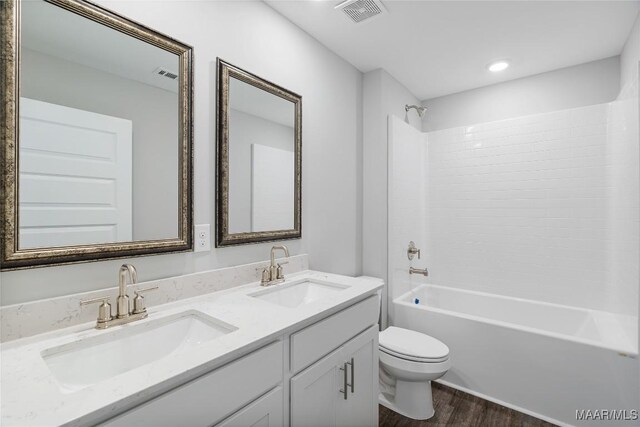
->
[488,61,509,72]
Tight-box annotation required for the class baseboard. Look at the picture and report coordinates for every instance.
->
[434,379,572,427]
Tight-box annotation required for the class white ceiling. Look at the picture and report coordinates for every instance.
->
[266,0,640,100]
[230,77,295,127]
[21,0,180,94]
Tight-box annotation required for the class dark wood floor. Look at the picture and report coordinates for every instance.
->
[379,382,557,427]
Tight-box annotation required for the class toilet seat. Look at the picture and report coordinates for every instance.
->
[379,327,449,363]
[379,349,451,377]
[380,346,449,363]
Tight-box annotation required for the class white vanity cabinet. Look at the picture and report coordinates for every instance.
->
[217,386,284,427]
[288,295,379,427]
[100,341,284,427]
[290,326,378,427]
[337,326,378,426]
[100,294,380,427]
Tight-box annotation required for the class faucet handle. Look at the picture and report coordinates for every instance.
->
[407,241,421,260]
[132,286,158,315]
[261,267,271,285]
[80,296,112,324]
[134,286,159,294]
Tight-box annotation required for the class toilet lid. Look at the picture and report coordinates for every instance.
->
[380,346,449,363]
[379,327,449,361]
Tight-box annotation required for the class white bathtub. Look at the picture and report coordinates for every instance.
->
[393,284,639,427]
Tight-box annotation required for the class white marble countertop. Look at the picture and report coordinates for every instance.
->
[1,270,384,426]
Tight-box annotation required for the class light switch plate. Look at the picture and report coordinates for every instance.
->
[194,224,211,252]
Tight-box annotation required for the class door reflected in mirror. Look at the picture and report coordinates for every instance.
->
[1,0,193,269]
[18,0,181,249]
[216,59,302,247]
[228,77,295,234]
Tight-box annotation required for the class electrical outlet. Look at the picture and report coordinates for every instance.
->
[194,224,211,252]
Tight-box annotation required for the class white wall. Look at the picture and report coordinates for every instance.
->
[422,56,621,132]
[608,95,639,317]
[228,108,294,233]
[20,48,179,242]
[609,11,639,319]
[387,116,428,324]
[617,13,640,380]
[1,0,363,305]
[620,13,640,100]
[362,69,421,327]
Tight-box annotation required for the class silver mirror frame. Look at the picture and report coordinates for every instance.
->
[0,0,194,270]
[216,59,302,247]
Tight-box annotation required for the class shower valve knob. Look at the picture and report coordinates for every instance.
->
[407,241,421,260]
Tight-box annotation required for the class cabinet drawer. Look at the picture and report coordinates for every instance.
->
[290,295,379,373]
[101,340,283,427]
[216,386,283,427]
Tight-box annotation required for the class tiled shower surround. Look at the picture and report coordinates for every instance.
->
[421,99,638,316]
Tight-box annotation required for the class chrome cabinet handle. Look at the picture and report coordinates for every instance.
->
[339,362,348,400]
[347,357,354,393]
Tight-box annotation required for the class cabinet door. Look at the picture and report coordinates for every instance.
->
[100,341,283,427]
[337,326,379,427]
[290,295,379,372]
[216,387,283,427]
[290,348,345,427]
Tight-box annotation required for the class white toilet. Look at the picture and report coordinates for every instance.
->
[378,326,451,420]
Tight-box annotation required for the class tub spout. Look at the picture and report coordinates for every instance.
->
[409,267,428,276]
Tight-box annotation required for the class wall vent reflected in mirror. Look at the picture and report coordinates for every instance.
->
[216,59,302,247]
[1,0,194,269]
[154,67,179,80]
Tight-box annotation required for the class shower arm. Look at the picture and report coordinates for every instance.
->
[405,104,427,118]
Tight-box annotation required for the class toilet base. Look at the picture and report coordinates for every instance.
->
[378,379,435,420]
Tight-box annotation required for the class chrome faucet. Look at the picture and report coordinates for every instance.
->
[80,264,158,329]
[407,241,428,276]
[117,264,137,318]
[261,245,290,286]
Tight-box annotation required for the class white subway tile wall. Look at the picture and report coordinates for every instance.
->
[423,101,638,315]
[387,116,428,315]
[608,96,639,316]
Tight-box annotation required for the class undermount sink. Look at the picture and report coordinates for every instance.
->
[41,310,237,393]
[249,279,349,308]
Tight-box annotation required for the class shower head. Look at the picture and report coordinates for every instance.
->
[405,104,427,118]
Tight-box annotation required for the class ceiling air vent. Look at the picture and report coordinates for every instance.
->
[335,0,387,24]
[153,67,179,80]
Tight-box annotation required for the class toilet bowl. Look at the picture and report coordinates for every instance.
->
[378,326,451,420]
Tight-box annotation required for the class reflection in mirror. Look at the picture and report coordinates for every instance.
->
[18,0,180,249]
[228,77,295,234]
[216,59,301,247]
[1,0,193,269]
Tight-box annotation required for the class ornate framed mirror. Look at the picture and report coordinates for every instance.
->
[1,0,193,269]
[216,59,302,247]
